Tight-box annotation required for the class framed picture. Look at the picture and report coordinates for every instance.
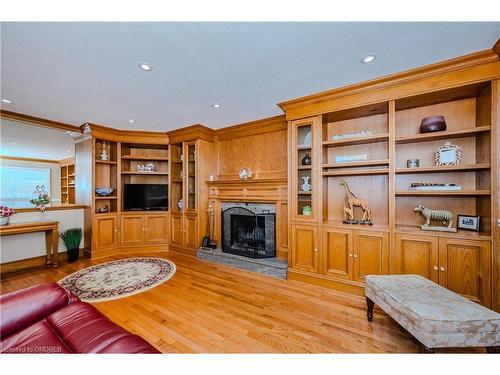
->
[434,141,463,166]
[457,214,480,232]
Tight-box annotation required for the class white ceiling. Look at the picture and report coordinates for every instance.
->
[0,119,75,160]
[1,22,499,131]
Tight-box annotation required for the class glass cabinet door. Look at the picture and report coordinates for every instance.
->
[185,142,197,211]
[290,117,320,222]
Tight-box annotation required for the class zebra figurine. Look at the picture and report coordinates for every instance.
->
[414,205,454,229]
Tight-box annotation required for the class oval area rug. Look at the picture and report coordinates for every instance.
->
[58,257,176,302]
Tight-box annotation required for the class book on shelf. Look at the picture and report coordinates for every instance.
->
[409,183,462,191]
[335,154,368,163]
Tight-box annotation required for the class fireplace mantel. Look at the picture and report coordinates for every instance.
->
[206,178,288,259]
[206,178,287,202]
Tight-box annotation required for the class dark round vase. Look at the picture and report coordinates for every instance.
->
[420,115,446,133]
[301,153,312,166]
[67,248,79,262]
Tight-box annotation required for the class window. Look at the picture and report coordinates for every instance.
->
[0,166,51,208]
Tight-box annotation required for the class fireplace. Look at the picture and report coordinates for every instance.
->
[221,203,276,258]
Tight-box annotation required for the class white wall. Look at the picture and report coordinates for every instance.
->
[0,209,84,263]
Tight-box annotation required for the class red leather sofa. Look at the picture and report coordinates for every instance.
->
[0,283,159,353]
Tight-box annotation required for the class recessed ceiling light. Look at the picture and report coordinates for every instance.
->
[10,142,19,146]
[138,62,153,71]
[361,54,376,64]
[67,150,72,153]
[212,104,221,109]
[1,99,12,104]
[128,119,135,124]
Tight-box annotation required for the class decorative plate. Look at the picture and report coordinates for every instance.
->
[239,168,252,180]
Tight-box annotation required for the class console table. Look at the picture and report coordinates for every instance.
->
[0,221,60,268]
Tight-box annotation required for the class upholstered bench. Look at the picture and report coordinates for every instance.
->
[365,275,500,353]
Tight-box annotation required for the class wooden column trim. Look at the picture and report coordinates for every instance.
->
[0,110,81,133]
[491,79,500,312]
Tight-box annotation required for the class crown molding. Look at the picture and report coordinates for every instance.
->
[81,122,169,144]
[493,38,500,58]
[0,110,81,133]
[277,48,500,118]
[166,124,215,144]
[215,115,286,141]
[0,155,59,164]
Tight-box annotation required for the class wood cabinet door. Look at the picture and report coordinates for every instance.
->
[290,224,319,273]
[322,227,353,280]
[184,213,198,249]
[395,233,439,283]
[353,231,389,283]
[121,215,145,246]
[146,214,169,244]
[171,213,183,247]
[93,215,118,250]
[438,238,491,307]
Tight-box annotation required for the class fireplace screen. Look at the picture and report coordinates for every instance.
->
[222,206,276,258]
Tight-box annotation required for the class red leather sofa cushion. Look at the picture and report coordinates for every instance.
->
[0,283,159,354]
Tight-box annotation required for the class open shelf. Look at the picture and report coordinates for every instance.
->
[95,160,117,165]
[95,196,117,200]
[323,159,389,169]
[396,164,491,174]
[323,133,389,147]
[395,224,491,240]
[323,169,389,176]
[298,165,312,170]
[121,171,168,175]
[395,125,490,144]
[324,219,390,232]
[297,145,312,151]
[396,190,490,196]
[121,155,168,161]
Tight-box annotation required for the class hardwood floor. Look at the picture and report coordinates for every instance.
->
[0,251,481,353]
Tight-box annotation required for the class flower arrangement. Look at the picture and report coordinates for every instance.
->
[30,185,51,212]
[0,205,15,225]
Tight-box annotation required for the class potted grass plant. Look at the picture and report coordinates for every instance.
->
[60,228,83,262]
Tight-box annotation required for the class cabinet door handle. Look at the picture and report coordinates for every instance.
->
[440,266,446,272]
[349,253,353,257]
[433,266,438,271]
[353,254,358,258]
[313,248,318,253]
[114,229,118,232]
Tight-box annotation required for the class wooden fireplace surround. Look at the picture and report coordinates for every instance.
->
[206,178,288,259]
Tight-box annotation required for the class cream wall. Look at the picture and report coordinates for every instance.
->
[0,158,62,205]
[0,209,84,263]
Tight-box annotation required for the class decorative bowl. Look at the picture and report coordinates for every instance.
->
[95,187,113,196]
[420,115,446,133]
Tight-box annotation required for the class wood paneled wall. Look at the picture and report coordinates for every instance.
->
[215,115,287,180]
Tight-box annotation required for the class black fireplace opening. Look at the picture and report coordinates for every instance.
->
[222,206,275,259]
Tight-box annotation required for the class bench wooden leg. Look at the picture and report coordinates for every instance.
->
[419,345,436,354]
[486,346,499,354]
[366,297,374,322]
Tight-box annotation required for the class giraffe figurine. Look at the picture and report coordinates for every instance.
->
[340,180,373,225]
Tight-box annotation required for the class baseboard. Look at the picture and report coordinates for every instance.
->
[287,269,365,297]
[89,245,169,260]
[0,249,85,275]
[168,245,198,257]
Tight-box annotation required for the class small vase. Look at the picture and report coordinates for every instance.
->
[300,176,312,192]
[0,216,9,226]
[177,199,184,212]
[301,153,311,166]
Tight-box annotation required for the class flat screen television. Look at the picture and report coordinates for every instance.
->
[123,184,168,211]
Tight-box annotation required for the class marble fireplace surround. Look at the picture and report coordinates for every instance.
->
[221,202,276,258]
